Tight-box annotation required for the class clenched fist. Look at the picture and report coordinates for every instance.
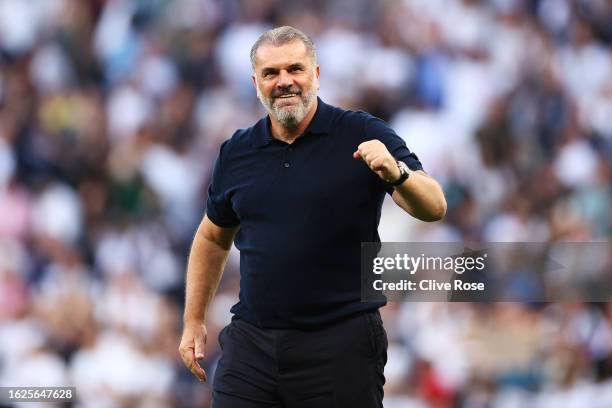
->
[353,140,400,183]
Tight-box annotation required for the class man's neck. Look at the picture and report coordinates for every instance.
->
[269,99,318,144]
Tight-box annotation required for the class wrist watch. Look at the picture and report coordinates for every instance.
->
[388,160,411,186]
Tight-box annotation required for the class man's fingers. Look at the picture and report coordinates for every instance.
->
[179,345,196,374]
[180,343,207,382]
[360,151,373,163]
[189,360,207,382]
[179,321,209,382]
[356,150,380,168]
[194,333,206,360]
[371,163,384,172]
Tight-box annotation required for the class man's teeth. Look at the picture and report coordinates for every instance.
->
[278,94,297,98]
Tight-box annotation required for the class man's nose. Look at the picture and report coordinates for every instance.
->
[276,70,293,88]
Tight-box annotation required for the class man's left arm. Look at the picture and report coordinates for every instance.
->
[354,140,447,222]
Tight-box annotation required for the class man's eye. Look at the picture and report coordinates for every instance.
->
[263,72,275,78]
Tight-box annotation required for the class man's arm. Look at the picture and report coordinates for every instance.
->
[391,170,447,222]
[179,215,239,381]
[354,140,446,222]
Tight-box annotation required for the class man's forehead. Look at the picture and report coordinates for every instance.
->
[254,41,311,69]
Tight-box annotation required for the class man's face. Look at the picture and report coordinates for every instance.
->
[252,40,320,129]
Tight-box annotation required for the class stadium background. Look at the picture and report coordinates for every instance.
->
[0,0,610,406]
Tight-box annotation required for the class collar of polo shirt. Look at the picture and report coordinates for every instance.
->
[252,97,333,148]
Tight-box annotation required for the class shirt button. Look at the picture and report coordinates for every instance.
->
[283,162,290,168]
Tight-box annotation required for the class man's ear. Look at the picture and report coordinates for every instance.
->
[252,74,262,99]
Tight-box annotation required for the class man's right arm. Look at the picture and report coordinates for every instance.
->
[179,215,238,381]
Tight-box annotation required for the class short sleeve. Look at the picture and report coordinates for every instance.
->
[364,115,423,171]
[364,115,424,194]
[205,140,240,228]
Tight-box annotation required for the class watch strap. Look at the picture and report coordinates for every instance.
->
[388,160,410,186]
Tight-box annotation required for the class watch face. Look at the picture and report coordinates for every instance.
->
[389,161,410,186]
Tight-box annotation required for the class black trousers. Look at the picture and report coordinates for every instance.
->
[212,311,388,408]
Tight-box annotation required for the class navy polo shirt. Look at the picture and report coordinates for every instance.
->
[206,98,422,328]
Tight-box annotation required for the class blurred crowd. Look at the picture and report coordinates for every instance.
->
[0,0,610,407]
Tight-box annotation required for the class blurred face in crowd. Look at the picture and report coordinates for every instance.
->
[252,40,320,129]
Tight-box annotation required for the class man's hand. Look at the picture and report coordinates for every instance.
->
[353,140,400,183]
[179,321,208,382]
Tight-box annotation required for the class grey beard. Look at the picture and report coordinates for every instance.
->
[260,90,316,129]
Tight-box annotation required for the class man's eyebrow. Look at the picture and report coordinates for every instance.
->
[261,67,278,75]
[260,63,305,75]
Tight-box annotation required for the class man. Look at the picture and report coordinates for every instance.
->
[179,26,446,407]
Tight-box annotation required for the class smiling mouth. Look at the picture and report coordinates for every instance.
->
[276,93,298,99]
